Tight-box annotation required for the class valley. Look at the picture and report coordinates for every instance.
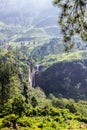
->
[0,0,87,129]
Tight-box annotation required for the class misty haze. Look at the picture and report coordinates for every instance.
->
[0,0,58,26]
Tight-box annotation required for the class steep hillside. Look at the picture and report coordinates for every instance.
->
[30,37,87,65]
[35,51,87,100]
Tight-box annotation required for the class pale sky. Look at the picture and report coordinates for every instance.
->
[21,0,53,10]
[0,0,55,15]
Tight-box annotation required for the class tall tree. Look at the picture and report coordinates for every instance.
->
[0,52,20,105]
[54,0,87,49]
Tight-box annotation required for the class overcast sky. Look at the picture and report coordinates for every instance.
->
[0,0,56,16]
[20,0,53,11]
[5,0,53,7]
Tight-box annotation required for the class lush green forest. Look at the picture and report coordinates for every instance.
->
[0,40,87,130]
[0,0,87,129]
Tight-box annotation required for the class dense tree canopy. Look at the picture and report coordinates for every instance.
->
[54,0,87,49]
[0,52,20,105]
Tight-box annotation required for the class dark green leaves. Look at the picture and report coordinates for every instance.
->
[54,0,87,46]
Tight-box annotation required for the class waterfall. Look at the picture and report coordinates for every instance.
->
[35,65,40,71]
[28,68,32,87]
[33,71,36,87]
[28,65,40,88]
[32,65,40,87]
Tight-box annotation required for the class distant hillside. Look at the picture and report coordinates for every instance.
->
[30,38,64,60]
[0,22,24,44]
[0,0,61,43]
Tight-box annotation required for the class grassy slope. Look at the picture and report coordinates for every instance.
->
[38,50,87,67]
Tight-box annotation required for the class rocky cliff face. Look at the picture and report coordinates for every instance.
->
[36,60,87,100]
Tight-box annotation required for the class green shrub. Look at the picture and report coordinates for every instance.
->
[41,109,49,116]
[0,99,13,117]
[31,96,38,108]
[17,116,32,127]
[66,104,77,113]
[12,96,25,117]
[26,108,38,116]
[61,110,73,120]
[54,117,60,122]
[76,117,87,123]
[32,109,38,116]
[2,114,18,128]
[54,116,64,124]
[46,117,51,122]
[38,123,43,128]
[51,122,57,129]
[50,109,61,116]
